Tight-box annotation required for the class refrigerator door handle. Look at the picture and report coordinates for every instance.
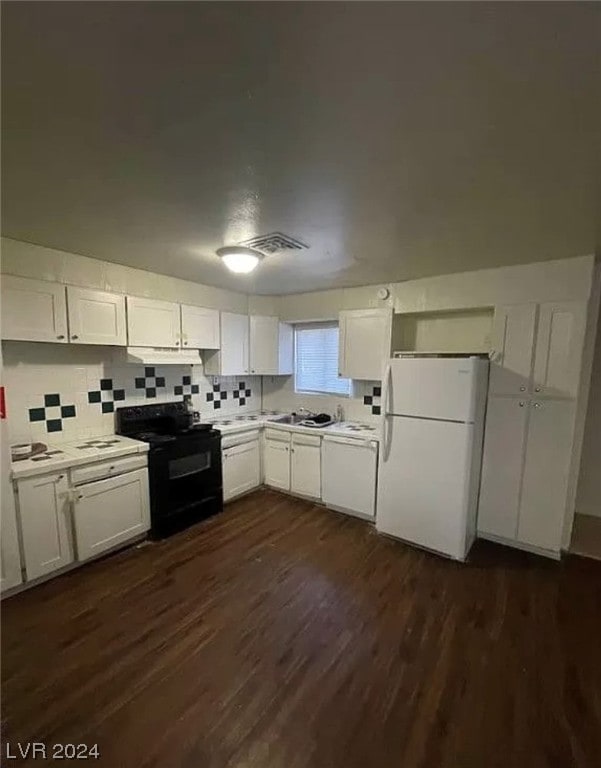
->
[382,362,393,462]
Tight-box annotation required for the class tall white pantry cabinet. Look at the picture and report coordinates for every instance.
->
[478,301,587,557]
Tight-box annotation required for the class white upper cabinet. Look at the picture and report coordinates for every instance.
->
[204,312,249,376]
[339,308,392,380]
[249,316,294,375]
[180,304,220,350]
[17,472,74,581]
[532,301,586,399]
[518,399,576,553]
[489,303,537,396]
[67,287,127,346]
[126,296,181,348]
[1,276,68,343]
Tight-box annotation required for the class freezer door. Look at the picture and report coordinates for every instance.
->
[384,357,488,422]
[377,415,475,559]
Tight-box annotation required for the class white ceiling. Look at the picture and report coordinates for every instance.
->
[2,2,599,295]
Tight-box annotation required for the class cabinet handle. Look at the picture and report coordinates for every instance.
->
[57,334,65,340]
[533,402,541,408]
[56,475,64,481]
[535,387,541,392]
[71,335,78,340]
[519,386,526,392]
[183,341,188,346]
[519,402,525,407]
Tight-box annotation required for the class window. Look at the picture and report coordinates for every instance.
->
[294,322,352,396]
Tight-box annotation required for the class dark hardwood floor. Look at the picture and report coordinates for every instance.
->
[2,489,600,768]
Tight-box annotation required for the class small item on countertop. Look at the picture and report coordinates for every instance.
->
[299,413,335,428]
[11,442,47,461]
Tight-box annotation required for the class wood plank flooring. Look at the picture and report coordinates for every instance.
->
[2,489,600,768]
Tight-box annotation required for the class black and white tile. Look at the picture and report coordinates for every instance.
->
[174,374,199,398]
[363,384,382,416]
[28,393,77,433]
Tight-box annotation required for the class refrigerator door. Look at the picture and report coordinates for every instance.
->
[377,415,475,559]
[384,357,487,423]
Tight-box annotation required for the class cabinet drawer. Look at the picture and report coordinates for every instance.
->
[222,430,261,450]
[264,428,291,443]
[292,433,321,447]
[71,454,147,485]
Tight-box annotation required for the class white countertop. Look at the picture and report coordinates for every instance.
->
[205,412,381,442]
[11,435,149,480]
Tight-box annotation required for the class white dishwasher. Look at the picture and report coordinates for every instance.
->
[322,436,379,520]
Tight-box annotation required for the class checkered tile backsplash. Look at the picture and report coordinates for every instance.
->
[3,343,260,444]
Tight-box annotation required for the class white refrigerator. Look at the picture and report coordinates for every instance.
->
[376,356,489,560]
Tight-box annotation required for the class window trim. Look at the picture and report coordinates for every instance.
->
[293,321,352,397]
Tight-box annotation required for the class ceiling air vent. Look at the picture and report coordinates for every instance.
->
[238,232,308,255]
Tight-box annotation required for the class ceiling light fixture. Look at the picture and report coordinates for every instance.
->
[216,245,263,274]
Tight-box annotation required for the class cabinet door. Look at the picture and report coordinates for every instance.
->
[126,296,181,348]
[489,304,537,396]
[339,308,392,380]
[18,473,74,580]
[532,301,586,399]
[1,276,68,343]
[73,469,150,561]
[263,438,290,491]
[1,489,22,592]
[291,437,321,499]
[477,397,529,540]
[223,440,261,501]
[220,312,249,375]
[518,399,576,553]
[250,315,279,374]
[67,287,127,346]
[181,305,220,349]
[278,323,294,375]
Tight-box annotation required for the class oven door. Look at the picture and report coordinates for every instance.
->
[148,432,222,533]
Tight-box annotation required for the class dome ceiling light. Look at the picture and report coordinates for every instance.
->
[217,232,308,275]
[216,245,264,274]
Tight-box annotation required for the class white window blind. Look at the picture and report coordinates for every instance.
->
[294,323,352,396]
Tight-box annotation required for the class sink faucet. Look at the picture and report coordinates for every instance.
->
[296,406,316,418]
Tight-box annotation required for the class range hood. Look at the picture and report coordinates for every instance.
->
[118,347,203,365]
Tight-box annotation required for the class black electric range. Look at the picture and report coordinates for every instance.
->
[116,402,223,538]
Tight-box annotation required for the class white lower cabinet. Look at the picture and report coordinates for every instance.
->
[17,472,74,581]
[223,435,261,502]
[1,499,23,592]
[263,430,291,491]
[73,468,150,561]
[290,434,321,499]
[478,396,576,555]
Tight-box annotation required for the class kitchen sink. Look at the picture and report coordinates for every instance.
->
[270,414,308,425]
